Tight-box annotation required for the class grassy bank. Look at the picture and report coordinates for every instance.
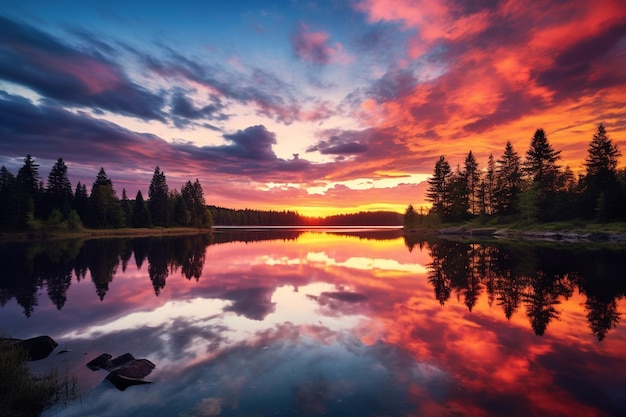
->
[0,341,77,417]
[0,226,212,242]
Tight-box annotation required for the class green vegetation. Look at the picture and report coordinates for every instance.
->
[0,340,77,417]
[412,124,626,230]
[0,159,212,236]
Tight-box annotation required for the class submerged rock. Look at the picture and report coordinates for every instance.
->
[86,353,113,370]
[86,352,156,391]
[105,359,156,391]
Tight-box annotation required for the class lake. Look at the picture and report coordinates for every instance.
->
[1,228,626,416]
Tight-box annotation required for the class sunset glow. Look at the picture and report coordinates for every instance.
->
[1,0,625,214]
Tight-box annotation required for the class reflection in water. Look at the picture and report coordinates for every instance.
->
[405,235,626,340]
[1,230,625,416]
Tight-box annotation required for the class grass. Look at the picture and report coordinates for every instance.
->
[0,226,213,242]
[0,340,78,417]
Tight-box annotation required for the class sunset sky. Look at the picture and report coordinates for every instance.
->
[1,0,625,216]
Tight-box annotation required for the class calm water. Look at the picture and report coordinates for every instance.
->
[1,229,626,417]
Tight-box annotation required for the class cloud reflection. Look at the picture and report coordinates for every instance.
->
[1,232,625,416]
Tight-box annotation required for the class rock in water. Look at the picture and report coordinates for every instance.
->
[105,359,156,391]
[86,353,113,370]
[1,336,59,361]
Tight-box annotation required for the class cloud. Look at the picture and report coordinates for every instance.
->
[291,22,344,65]
[307,130,369,155]
[223,287,276,321]
[352,0,626,170]
[220,125,278,161]
[144,51,303,125]
[0,15,166,121]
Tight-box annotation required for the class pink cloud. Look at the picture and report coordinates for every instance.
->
[291,23,345,65]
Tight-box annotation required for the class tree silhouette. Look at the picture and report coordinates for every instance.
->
[495,141,522,215]
[464,151,481,215]
[583,124,621,220]
[89,168,123,228]
[426,156,452,216]
[524,128,561,198]
[148,166,169,227]
[132,190,152,228]
[46,158,73,217]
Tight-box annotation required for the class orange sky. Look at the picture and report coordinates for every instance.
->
[1,0,625,216]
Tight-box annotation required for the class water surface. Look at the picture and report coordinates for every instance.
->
[1,229,625,416]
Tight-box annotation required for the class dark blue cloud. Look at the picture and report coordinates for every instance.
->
[144,50,302,125]
[307,130,369,155]
[0,15,166,121]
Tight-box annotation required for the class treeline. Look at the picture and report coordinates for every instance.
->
[0,158,212,233]
[407,124,625,226]
[209,206,402,226]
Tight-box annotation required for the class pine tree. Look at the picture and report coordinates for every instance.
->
[132,190,152,227]
[74,182,89,223]
[89,168,123,228]
[148,166,169,227]
[523,128,561,196]
[121,188,132,227]
[495,141,522,215]
[464,151,481,215]
[181,179,212,228]
[583,124,621,219]
[482,154,496,215]
[426,156,452,216]
[46,158,73,216]
[16,154,40,195]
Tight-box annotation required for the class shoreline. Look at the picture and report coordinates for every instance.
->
[423,226,626,242]
[0,227,212,242]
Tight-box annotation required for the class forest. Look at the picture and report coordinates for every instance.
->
[406,124,626,227]
[0,162,212,233]
[208,206,402,226]
[0,157,402,234]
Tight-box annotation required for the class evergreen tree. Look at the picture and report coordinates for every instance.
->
[121,188,133,227]
[132,190,152,227]
[0,166,18,231]
[16,154,40,195]
[14,155,41,228]
[523,128,561,196]
[181,179,212,228]
[89,168,123,228]
[464,151,481,215]
[148,166,169,227]
[582,124,621,219]
[495,141,522,215]
[426,156,452,216]
[482,154,496,215]
[74,182,89,224]
[448,167,469,220]
[169,189,189,226]
[0,165,15,191]
[46,158,73,216]
[404,204,418,228]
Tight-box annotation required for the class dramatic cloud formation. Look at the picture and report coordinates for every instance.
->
[1,0,625,214]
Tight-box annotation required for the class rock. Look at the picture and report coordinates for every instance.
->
[0,336,58,361]
[105,359,156,391]
[110,353,135,369]
[86,353,113,371]
[86,352,156,391]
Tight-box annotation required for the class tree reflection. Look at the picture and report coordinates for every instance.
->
[0,233,213,312]
[416,236,626,340]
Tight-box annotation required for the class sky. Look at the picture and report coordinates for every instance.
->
[1,0,625,216]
